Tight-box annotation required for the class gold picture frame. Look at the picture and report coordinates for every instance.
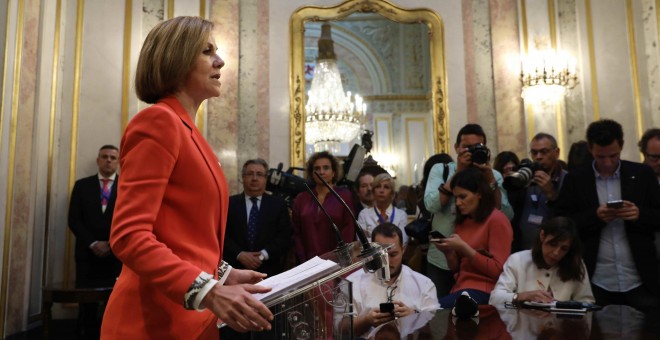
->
[289,0,449,168]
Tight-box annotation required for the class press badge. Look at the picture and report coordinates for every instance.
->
[528,214,543,225]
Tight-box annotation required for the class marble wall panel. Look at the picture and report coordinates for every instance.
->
[207,0,240,193]
[641,0,660,128]
[5,0,40,335]
[490,0,525,157]
[558,0,587,149]
[470,0,499,149]
[591,0,639,160]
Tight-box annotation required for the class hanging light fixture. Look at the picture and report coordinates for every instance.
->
[520,49,578,102]
[305,23,366,153]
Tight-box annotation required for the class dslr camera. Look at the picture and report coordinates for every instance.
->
[503,159,543,190]
[467,143,490,165]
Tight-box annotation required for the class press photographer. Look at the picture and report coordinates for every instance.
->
[505,133,567,252]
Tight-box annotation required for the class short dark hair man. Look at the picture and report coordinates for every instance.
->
[638,128,660,277]
[638,128,660,183]
[354,172,374,215]
[507,133,567,251]
[347,223,439,337]
[555,119,660,310]
[222,158,293,339]
[423,123,514,298]
[68,144,122,337]
[223,158,292,276]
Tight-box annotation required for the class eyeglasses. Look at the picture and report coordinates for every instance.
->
[530,148,555,156]
[386,284,398,303]
[645,153,660,162]
[242,172,266,178]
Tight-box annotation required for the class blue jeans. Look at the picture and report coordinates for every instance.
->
[438,288,490,309]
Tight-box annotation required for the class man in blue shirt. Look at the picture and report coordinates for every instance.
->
[555,119,660,311]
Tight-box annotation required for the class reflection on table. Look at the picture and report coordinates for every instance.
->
[362,304,660,339]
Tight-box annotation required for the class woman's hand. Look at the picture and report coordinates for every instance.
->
[431,234,475,258]
[517,290,554,303]
[225,268,267,285]
[202,283,273,332]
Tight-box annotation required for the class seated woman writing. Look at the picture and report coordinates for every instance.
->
[432,167,513,308]
[489,216,595,307]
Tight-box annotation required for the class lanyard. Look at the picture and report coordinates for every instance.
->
[375,206,395,224]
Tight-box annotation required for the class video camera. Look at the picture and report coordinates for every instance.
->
[266,163,307,206]
[468,144,490,165]
[503,158,543,190]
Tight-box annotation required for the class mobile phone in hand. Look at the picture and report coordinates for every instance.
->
[606,200,623,209]
[379,302,394,314]
[429,230,446,242]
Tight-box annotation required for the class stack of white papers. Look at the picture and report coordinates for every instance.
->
[253,256,340,304]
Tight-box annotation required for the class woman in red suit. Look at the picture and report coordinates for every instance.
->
[101,16,272,339]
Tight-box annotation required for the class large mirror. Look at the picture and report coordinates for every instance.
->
[289,0,449,184]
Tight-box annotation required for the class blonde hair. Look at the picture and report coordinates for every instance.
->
[135,16,214,103]
[372,172,395,202]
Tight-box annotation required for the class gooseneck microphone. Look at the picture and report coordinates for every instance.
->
[303,183,352,267]
[313,172,387,276]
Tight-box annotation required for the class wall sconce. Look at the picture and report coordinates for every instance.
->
[520,49,578,102]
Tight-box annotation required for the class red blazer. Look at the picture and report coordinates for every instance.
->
[101,97,228,339]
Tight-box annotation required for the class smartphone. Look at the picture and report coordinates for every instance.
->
[606,200,623,209]
[379,302,395,314]
[429,230,446,241]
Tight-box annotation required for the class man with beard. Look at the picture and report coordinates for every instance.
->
[347,223,439,337]
[354,172,374,215]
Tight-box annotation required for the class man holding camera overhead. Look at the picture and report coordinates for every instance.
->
[554,119,660,311]
[423,124,514,299]
[505,133,567,252]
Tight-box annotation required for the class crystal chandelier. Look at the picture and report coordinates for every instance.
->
[520,49,578,102]
[306,24,366,153]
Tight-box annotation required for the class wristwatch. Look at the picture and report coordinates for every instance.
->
[512,293,519,305]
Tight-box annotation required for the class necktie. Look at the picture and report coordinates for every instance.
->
[247,197,259,250]
[101,179,111,212]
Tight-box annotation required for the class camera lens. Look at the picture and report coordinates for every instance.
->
[502,160,540,190]
[468,144,490,165]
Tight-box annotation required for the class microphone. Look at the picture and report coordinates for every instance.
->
[303,183,352,267]
[313,171,388,278]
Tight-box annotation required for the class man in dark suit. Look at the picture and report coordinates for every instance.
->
[222,159,292,340]
[223,158,292,277]
[554,119,660,311]
[353,171,374,216]
[68,144,122,338]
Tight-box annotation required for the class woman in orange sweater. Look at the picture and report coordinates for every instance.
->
[101,17,272,339]
[432,167,513,308]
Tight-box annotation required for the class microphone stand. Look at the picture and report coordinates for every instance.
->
[303,183,352,267]
[313,172,388,277]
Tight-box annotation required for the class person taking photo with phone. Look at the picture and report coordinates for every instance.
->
[423,124,514,300]
[432,167,513,308]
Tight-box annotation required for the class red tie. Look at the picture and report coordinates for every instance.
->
[101,179,111,207]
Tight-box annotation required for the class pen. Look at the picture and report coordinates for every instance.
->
[537,280,545,290]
